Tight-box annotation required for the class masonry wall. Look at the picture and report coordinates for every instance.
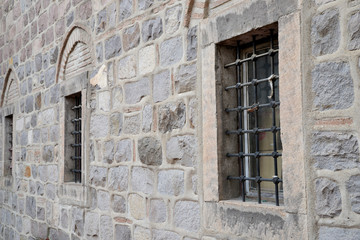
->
[0,0,359,239]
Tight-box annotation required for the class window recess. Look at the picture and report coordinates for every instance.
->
[4,114,13,177]
[224,30,283,206]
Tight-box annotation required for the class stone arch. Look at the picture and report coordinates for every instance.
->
[184,0,210,27]
[56,25,94,83]
[1,68,20,107]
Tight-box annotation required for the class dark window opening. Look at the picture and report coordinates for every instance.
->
[4,114,13,177]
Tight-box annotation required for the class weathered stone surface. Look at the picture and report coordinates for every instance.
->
[45,66,56,87]
[348,11,360,50]
[26,196,36,219]
[42,145,54,162]
[96,42,103,63]
[90,115,109,138]
[45,184,56,200]
[189,98,197,128]
[110,112,123,136]
[115,224,131,239]
[175,63,196,93]
[158,101,186,133]
[153,229,180,240]
[174,201,200,232]
[105,35,122,60]
[153,70,170,103]
[139,45,156,75]
[165,5,182,34]
[134,226,151,240]
[142,17,163,42]
[311,9,340,56]
[60,208,69,228]
[166,135,197,167]
[119,0,132,21]
[99,91,110,112]
[111,194,126,213]
[112,87,123,109]
[312,61,353,111]
[346,174,360,214]
[150,199,166,223]
[131,167,154,194]
[311,132,359,170]
[123,113,141,135]
[315,178,342,217]
[104,140,114,164]
[160,36,183,66]
[129,193,145,219]
[100,215,113,240]
[84,212,99,239]
[158,169,184,196]
[89,166,107,187]
[97,190,111,211]
[123,23,140,51]
[71,208,84,237]
[108,166,128,191]
[138,137,162,166]
[35,53,42,72]
[118,55,136,80]
[319,226,360,240]
[49,46,58,64]
[115,139,132,162]
[124,77,150,104]
[96,8,106,34]
[142,105,152,132]
[138,0,153,10]
[187,26,197,61]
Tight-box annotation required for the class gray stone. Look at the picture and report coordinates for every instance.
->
[124,77,150,104]
[192,175,198,195]
[110,112,123,136]
[104,140,114,164]
[105,35,122,60]
[36,182,44,196]
[71,208,84,237]
[50,84,60,104]
[165,4,182,34]
[150,199,166,223]
[319,226,360,240]
[312,61,353,111]
[96,42,103,63]
[60,208,68,228]
[43,53,49,69]
[29,181,36,195]
[25,196,36,219]
[96,8,106,34]
[107,2,117,28]
[123,113,141,135]
[84,212,99,238]
[90,115,109,138]
[90,166,107,187]
[97,190,110,211]
[67,11,74,27]
[311,132,359,170]
[142,17,163,42]
[189,98,197,128]
[49,46,58,65]
[158,170,184,196]
[45,66,56,87]
[25,60,33,77]
[25,95,34,113]
[311,9,340,56]
[138,137,162,166]
[42,145,54,162]
[21,81,28,96]
[160,36,183,66]
[58,230,70,240]
[111,194,126,213]
[49,125,59,142]
[100,215,113,240]
[153,70,170,103]
[118,55,136,80]
[119,0,132,21]
[112,87,123,109]
[152,229,180,240]
[158,101,186,133]
[115,224,131,239]
[142,105,152,132]
[45,184,56,200]
[138,0,153,10]
[348,11,360,50]
[123,23,140,51]
[346,174,360,214]
[187,26,197,61]
[115,139,132,162]
[175,63,197,93]
[315,178,341,217]
[108,166,128,191]
[174,200,200,232]
[35,53,42,72]
[131,167,154,194]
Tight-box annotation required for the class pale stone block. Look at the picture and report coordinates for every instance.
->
[139,45,156,75]
[129,193,145,220]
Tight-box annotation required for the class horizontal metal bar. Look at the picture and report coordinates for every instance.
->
[227,175,283,183]
[225,101,280,113]
[71,118,82,123]
[226,152,282,158]
[71,169,81,173]
[224,49,279,68]
[226,127,281,135]
[225,74,279,90]
[71,131,81,135]
[71,156,82,160]
[72,105,82,110]
[71,144,82,147]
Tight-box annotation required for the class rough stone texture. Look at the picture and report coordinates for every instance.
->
[311,9,340,56]
[160,36,183,66]
[150,199,167,223]
[123,23,140,51]
[71,208,84,237]
[115,224,132,239]
[84,212,99,239]
[105,35,122,60]
[152,229,181,240]
[134,226,151,240]
[315,178,342,217]
[174,201,200,232]
[139,45,156,75]
[123,113,141,134]
[138,137,162,166]
[131,167,154,194]
[100,215,113,240]
[142,17,163,42]
[26,196,36,219]
[111,194,126,213]
[187,26,197,61]
[348,11,360,50]
[142,104,152,132]
[138,0,153,10]
[89,166,107,187]
[175,63,196,93]
[311,132,359,170]
[165,5,182,34]
[97,190,111,211]
[189,98,197,128]
[319,226,360,240]
[346,174,360,214]
[153,70,170,103]
[110,112,123,136]
[90,115,109,138]
[312,61,354,111]
[118,55,136,80]
[158,169,184,196]
[158,101,186,133]
[119,0,132,21]
[129,193,145,219]
[166,135,197,167]
[108,166,128,191]
[124,77,150,104]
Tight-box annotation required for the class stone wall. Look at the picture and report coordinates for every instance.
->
[0,0,359,239]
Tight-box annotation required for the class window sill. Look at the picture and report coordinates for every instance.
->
[218,198,286,213]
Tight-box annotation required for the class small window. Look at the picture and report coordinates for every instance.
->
[64,92,82,183]
[223,28,283,205]
[4,114,13,177]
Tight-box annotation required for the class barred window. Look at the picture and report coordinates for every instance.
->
[64,92,82,183]
[223,28,283,205]
[4,114,13,177]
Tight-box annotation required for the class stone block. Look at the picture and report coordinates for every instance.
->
[348,11,360,50]
[71,208,84,237]
[123,23,140,51]
[104,140,115,164]
[175,63,196,93]
[26,196,36,219]
[112,87,123,109]
[131,167,154,194]
[142,17,163,42]
[105,35,122,60]
[84,212,99,239]
[129,193,145,219]
[189,98,197,128]
[111,194,126,213]
[165,4,182,34]
[150,199,166,223]
[35,53,42,72]
[42,145,54,162]
[100,215,113,240]
[312,61,353,111]
[123,113,141,135]
[166,135,197,167]
[76,1,92,20]
[134,226,151,240]
[60,208,68,228]
[96,8,106,34]
[158,169,184,196]
[115,139,132,162]
[142,104,152,132]
[90,166,107,187]
[98,91,110,112]
[97,190,111,211]
[45,66,56,87]
[115,224,132,239]
[152,229,180,240]
[110,112,123,136]
[319,226,360,240]
[118,55,136,80]
[346,174,360,214]
[160,36,183,66]
[90,115,109,138]
[124,77,150,104]
[96,42,103,64]
[153,70,170,103]
[119,0,132,21]
[108,166,128,192]
[158,101,186,133]
[138,137,162,166]
[187,26,197,61]
[138,0,153,10]
[311,132,359,170]
[315,178,341,217]
[311,9,340,56]
[139,45,156,75]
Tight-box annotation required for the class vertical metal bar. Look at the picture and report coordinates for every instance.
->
[236,41,246,202]
[252,35,261,204]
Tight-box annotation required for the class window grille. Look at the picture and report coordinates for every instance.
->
[5,115,13,176]
[70,94,82,183]
[224,30,282,206]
